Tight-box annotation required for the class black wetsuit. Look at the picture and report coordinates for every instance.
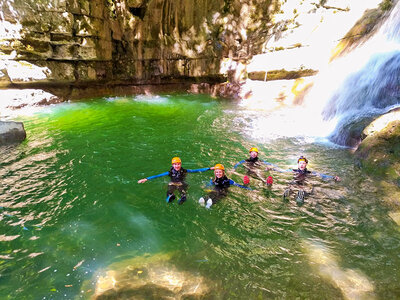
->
[145,166,211,204]
[208,175,231,204]
[234,156,274,182]
[167,167,188,200]
[246,156,259,164]
[292,168,312,185]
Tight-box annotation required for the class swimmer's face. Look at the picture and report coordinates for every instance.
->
[172,162,181,171]
[250,151,258,158]
[214,169,224,178]
[298,161,307,170]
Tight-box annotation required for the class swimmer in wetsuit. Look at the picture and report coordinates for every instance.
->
[234,147,274,185]
[267,156,340,204]
[199,163,251,209]
[138,157,213,205]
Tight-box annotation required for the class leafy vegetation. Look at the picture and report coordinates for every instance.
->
[379,0,393,11]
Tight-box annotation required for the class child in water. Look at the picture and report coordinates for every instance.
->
[138,157,213,204]
[234,147,274,185]
[267,156,340,204]
[199,164,251,209]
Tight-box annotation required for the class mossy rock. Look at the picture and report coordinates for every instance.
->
[355,110,400,185]
[248,69,317,81]
[330,4,390,61]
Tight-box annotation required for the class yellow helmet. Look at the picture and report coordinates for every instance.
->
[214,163,225,170]
[249,147,259,153]
[297,156,308,163]
[171,157,182,164]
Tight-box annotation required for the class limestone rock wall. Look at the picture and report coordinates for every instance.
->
[0,0,280,88]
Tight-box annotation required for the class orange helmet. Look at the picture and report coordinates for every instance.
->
[171,157,182,164]
[297,156,308,163]
[214,163,225,170]
[249,147,259,153]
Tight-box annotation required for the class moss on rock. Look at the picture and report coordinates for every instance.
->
[355,110,400,206]
[330,2,391,61]
[248,68,317,81]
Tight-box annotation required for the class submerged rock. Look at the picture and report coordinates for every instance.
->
[302,240,375,299]
[0,121,26,144]
[86,253,213,299]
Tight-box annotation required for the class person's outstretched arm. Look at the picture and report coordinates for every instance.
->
[229,179,252,190]
[265,163,292,173]
[137,171,169,183]
[311,171,341,181]
[187,167,212,173]
[233,160,246,169]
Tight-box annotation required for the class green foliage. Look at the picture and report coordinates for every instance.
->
[379,0,393,11]
[248,68,317,81]
[289,43,302,49]
[106,0,117,19]
[223,0,233,14]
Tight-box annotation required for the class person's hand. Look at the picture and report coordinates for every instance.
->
[334,176,341,182]
[138,178,147,184]
[265,166,272,171]
[210,167,215,170]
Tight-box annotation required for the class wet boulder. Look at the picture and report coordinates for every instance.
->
[0,121,26,144]
[86,253,214,299]
[355,110,400,178]
[354,109,400,206]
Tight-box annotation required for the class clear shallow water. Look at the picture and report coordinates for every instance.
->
[1,94,399,299]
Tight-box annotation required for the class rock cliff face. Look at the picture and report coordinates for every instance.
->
[0,0,280,90]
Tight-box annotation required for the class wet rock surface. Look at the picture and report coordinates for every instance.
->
[0,121,26,144]
[355,110,400,178]
[355,109,400,206]
[86,253,215,299]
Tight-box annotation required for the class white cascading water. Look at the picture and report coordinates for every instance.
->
[238,1,400,146]
[303,0,400,146]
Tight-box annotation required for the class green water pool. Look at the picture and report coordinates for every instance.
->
[0,94,399,299]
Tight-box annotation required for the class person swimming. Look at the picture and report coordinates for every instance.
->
[199,163,251,209]
[234,147,274,185]
[267,156,340,204]
[138,157,213,205]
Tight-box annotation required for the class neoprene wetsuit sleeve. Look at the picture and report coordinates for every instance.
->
[262,161,277,167]
[146,171,169,180]
[233,160,246,169]
[269,166,292,173]
[311,171,334,180]
[229,179,252,190]
[187,167,211,173]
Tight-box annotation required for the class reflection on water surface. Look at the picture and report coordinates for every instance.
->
[0,95,399,299]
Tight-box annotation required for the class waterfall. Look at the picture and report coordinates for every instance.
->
[306,1,400,147]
